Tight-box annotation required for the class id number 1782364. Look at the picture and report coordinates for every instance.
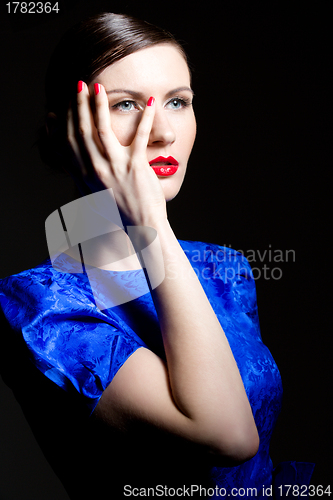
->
[278,485,331,497]
[6,2,59,13]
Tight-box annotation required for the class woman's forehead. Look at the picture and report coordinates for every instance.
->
[92,44,191,90]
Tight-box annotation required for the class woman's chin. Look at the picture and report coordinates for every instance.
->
[164,186,181,202]
[160,178,185,202]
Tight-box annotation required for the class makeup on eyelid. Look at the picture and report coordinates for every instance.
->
[110,96,192,113]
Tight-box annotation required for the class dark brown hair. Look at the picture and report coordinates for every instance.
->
[38,12,190,170]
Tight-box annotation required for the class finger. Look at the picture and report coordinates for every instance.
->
[76,81,106,164]
[93,83,122,162]
[131,96,156,159]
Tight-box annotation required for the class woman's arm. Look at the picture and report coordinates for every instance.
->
[67,81,259,463]
[95,221,259,463]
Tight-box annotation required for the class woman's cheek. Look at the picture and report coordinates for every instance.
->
[111,114,142,146]
[174,111,196,144]
[175,118,196,153]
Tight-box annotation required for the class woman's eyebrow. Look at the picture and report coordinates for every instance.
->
[165,86,194,97]
[106,89,142,98]
[105,87,194,98]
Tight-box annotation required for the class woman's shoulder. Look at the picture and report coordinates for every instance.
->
[178,239,259,326]
[0,256,101,330]
[0,257,53,312]
[178,239,252,276]
[0,252,86,283]
[0,254,92,295]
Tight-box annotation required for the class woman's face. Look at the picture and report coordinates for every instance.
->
[90,44,196,201]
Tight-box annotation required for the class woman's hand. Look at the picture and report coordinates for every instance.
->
[66,81,167,229]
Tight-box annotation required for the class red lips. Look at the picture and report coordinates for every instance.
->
[149,156,179,176]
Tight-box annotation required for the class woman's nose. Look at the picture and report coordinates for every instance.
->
[148,108,176,146]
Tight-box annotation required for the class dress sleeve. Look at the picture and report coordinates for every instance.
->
[0,267,147,415]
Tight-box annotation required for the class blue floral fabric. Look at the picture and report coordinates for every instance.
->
[0,240,314,495]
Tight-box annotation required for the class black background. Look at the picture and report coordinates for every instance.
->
[0,0,331,498]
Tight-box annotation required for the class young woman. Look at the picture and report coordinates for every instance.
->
[0,12,314,499]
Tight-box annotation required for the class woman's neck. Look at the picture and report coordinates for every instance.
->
[64,227,142,271]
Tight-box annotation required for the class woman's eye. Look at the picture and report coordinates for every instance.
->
[112,100,139,112]
[169,99,182,110]
[166,97,191,110]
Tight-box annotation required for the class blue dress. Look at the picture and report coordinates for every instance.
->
[0,240,314,498]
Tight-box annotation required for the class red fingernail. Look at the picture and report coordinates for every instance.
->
[77,80,84,93]
[147,96,155,106]
[94,83,100,95]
